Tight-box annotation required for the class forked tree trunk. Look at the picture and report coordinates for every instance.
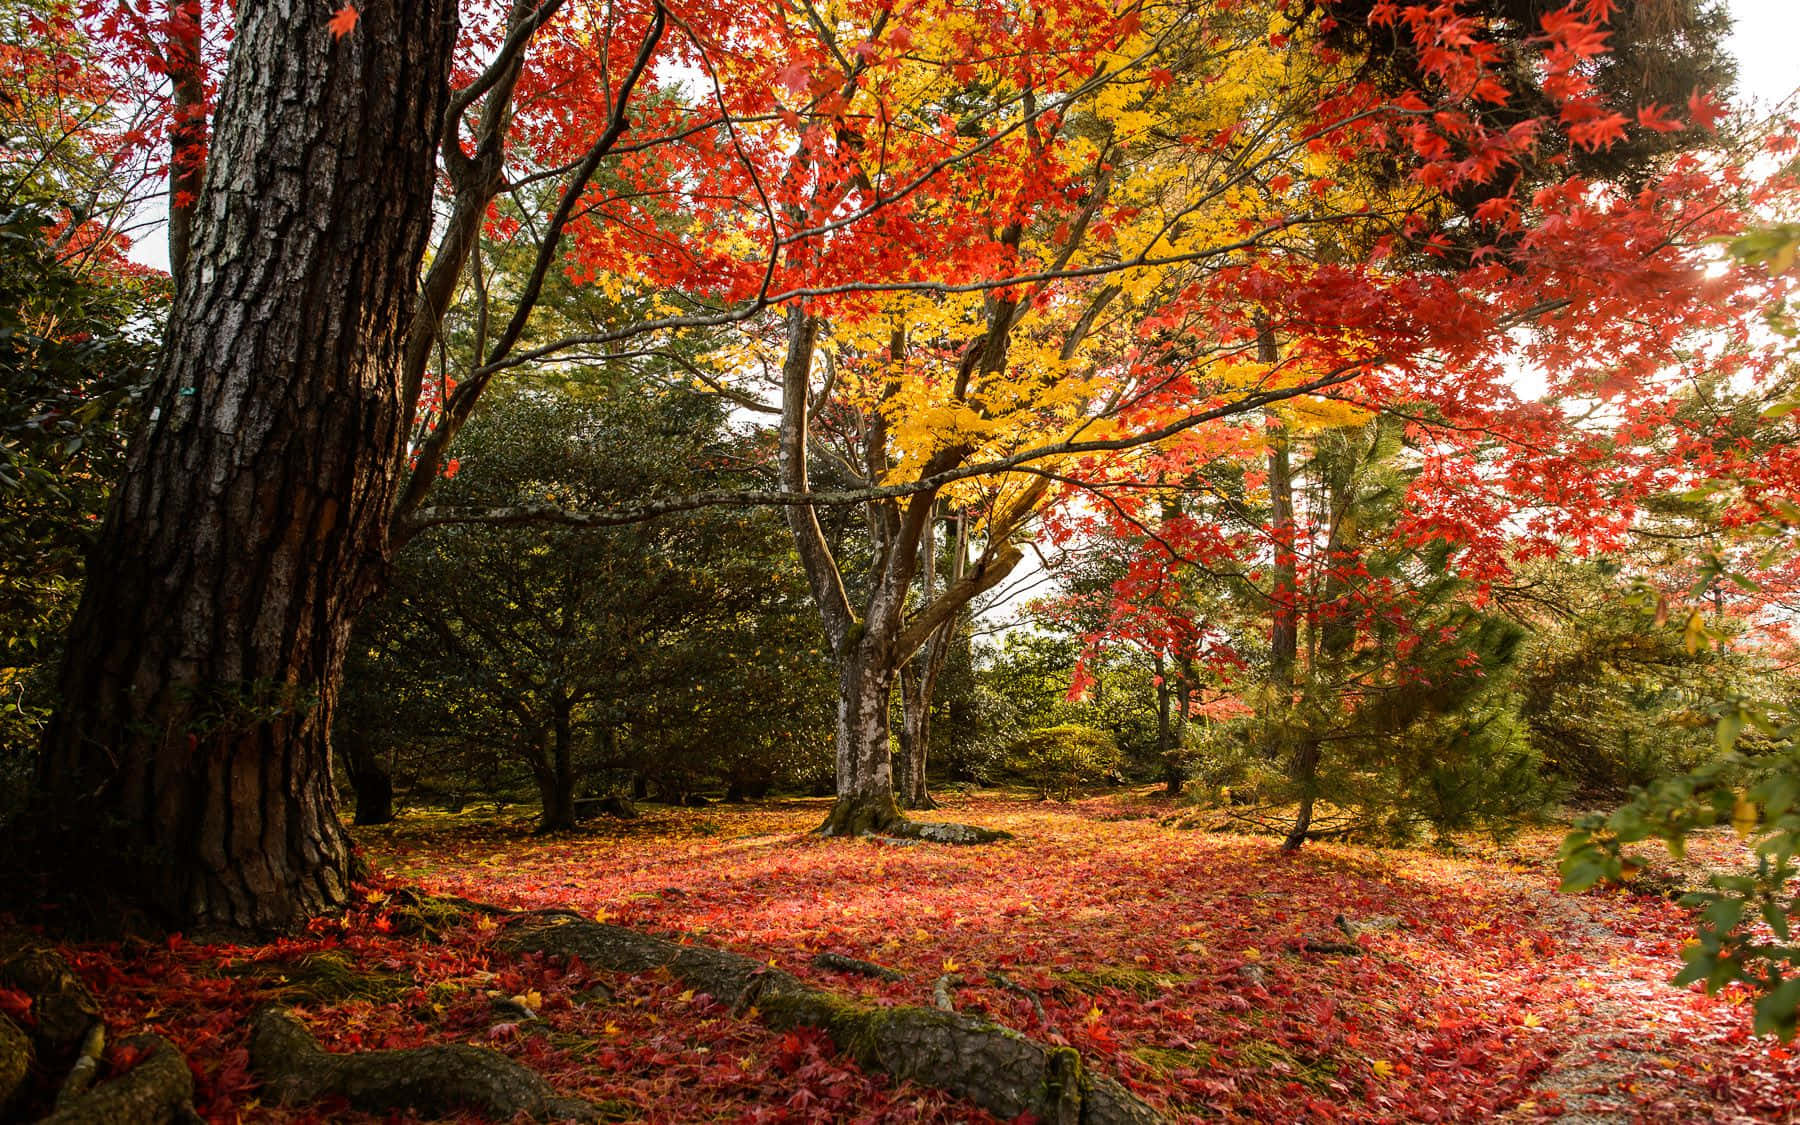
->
[35,0,455,929]
[535,769,577,833]
[819,645,903,835]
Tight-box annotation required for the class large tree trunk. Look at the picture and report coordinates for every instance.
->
[35,0,456,930]
[819,645,903,836]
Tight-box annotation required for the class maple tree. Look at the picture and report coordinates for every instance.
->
[725,0,1772,841]
[1558,221,1800,1040]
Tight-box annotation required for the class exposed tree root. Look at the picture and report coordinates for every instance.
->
[817,795,1010,845]
[0,943,191,1123]
[0,1013,31,1112]
[34,1033,193,1125]
[811,951,906,981]
[498,912,1162,1124]
[53,1023,105,1108]
[884,819,1012,844]
[0,946,103,1068]
[933,972,964,1012]
[248,1007,597,1121]
[987,969,1054,1032]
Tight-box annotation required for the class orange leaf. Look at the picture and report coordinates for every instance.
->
[328,4,358,38]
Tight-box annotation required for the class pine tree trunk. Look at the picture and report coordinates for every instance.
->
[1280,739,1320,853]
[35,0,455,930]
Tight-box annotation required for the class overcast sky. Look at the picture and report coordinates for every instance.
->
[1726,0,1798,108]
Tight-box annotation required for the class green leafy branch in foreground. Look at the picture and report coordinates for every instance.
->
[1559,709,1800,1039]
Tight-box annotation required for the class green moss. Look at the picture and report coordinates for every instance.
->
[819,795,903,838]
[758,986,867,1038]
[1055,966,1191,997]
[1131,1043,1217,1077]
[1043,1044,1083,1108]
[228,951,412,1003]
[590,1098,643,1122]
[1234,1038,1340,1093]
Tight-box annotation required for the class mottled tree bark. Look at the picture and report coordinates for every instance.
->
[820,643,904,835]
[895,664,936,810]
[38,0,456,929]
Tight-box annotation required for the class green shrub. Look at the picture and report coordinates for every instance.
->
[1005,725,1122,800]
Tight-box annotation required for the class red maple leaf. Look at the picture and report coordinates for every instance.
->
[327,4,358,38]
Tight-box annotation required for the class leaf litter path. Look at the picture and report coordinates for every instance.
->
[359,794,1800,1123]
[1489,862,1767,1123]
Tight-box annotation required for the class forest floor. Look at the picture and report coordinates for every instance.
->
[12,790,1800,1123]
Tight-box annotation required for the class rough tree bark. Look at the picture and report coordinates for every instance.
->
[36,0,456,929]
